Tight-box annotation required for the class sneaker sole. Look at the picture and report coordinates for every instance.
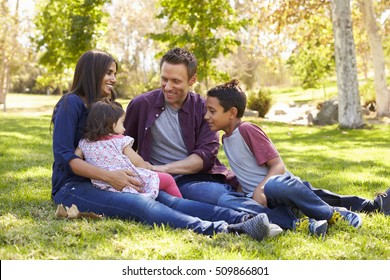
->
[269,223,283,238]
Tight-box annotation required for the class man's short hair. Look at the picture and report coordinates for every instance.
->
[160,47,198,79]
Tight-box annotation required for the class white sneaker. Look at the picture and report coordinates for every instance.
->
[269,223,283,237]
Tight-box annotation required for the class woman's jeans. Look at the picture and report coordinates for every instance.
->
[53,181,250,236]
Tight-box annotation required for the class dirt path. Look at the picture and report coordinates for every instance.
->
[264,102,318,125]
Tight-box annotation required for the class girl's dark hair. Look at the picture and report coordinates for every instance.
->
[207,79,247,118]
[83,98,125,141]
[71,49,118,109]
[160,47,198,79]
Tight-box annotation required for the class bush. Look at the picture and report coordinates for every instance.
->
[247,88,273,117]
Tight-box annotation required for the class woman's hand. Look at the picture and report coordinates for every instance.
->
[105,170,143,192]
[69,158,143,192]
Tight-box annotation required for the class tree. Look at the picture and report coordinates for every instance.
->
[151,0,246,89]
[0,0,20,111]
[330,0,365,128]
[0,0,10,111]
[33,0,109,94]
[104,0,162,98]
[358,0,390,117]
[220,1,293,90]
[268,0,336,90]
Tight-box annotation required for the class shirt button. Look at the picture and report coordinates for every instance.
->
[162,107,165,110]
[156,114,159,117]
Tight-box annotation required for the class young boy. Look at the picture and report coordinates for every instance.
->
[204,79,379,235]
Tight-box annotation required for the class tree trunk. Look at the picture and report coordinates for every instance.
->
[358,0,390,117]
[0,61,7,112]
[0,0,19,112]
[331,0,365,128]
[0,1,7,111]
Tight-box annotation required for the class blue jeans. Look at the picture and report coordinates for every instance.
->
[264,175,371,215]
[53,181,250,236]
[178,180,298,229]
[302,180,370,212]
[264,175,334,220]
[177,173,371,227]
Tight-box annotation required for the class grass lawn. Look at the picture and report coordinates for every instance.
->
[1,93,389,260]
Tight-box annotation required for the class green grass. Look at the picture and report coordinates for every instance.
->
[1,93,390,260]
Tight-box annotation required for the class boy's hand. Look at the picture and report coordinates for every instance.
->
[252,186,268,207]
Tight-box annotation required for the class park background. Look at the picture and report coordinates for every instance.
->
[1,0,390,260]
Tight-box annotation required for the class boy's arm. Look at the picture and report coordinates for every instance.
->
[252,157,286,207]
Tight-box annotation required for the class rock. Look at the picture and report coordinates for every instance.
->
[275,109,287,115]
[244,109,258,117]
[289,101,297,108]
[313,98,339,125]
[307,112,314,126]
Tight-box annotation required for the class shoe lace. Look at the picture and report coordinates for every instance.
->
[376,192,388,198]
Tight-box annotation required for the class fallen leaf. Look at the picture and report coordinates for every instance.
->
[54,204,103,220]
[65,204,81,219]
[80,212,103,219]
[55,204,68,218]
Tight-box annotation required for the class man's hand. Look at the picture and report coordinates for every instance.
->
[150,154,203,175]
[151,165,168,173]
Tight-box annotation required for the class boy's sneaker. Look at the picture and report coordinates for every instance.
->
[330,207,362,228]
[227,213,282,241]
[374,187,390,215]
[295,218,328,237]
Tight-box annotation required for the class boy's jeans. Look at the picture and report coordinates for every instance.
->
[178,174,370,228]
[179,180,298,229]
